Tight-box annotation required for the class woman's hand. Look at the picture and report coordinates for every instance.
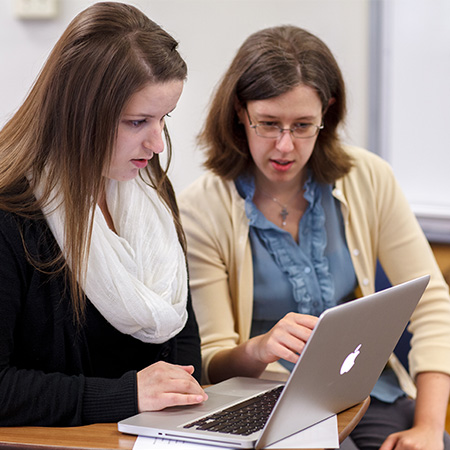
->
[379,426,444,450]
[378,371,450,450]
[137,361,208,412]
[209,312,318,383]
[248,312,318,365]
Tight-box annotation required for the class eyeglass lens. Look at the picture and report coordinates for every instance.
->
[254,124,320,139]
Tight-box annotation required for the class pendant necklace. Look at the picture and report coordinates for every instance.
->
[258,188,302,227]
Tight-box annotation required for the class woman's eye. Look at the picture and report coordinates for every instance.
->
[260,121,278,127]
[294,123,311,130]
[129,119,146,127]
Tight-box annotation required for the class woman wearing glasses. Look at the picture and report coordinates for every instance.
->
[179,26,450,449]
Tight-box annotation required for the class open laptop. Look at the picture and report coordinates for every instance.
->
[118,275,429,449]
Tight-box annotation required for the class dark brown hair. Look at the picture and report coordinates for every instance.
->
[200,25,353,183]
[0,2,187,320]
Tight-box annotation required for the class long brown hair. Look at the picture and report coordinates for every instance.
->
[200,25,353,183]
[0,2,187,321]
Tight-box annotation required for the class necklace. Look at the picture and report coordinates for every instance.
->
[258,188,302,227]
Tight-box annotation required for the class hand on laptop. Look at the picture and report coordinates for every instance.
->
[136,361,208,412]
[249,312,318,365]
[207,312,319,383]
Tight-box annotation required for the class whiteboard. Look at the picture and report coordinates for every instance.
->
[375,0,450,241]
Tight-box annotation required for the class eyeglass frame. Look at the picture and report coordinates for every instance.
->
[245,107,324,139]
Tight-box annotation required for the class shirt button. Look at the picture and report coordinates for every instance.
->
[304,267,311,274]
[363,278,369,286]
[353,249,360,256]
[334,189,342,196]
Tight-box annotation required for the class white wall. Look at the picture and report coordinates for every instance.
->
[0,0,370,193]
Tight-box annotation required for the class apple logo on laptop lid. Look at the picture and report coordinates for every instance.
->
[340,344,362,375]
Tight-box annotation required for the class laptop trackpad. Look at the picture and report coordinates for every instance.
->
[205,376,282,397]
[195,391,241,413]
[173,378,282,418]
[155,391,238,416]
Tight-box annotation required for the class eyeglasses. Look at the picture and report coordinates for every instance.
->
[245,108,324,139]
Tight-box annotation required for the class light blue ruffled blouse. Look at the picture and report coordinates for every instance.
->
[235,173,404,403]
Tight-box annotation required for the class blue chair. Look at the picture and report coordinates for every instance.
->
[375,261,412,372]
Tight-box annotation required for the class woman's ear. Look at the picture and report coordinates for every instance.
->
[322,97,336,115]
[234,98,246,124]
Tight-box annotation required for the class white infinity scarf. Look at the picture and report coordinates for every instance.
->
[37,175,188,344]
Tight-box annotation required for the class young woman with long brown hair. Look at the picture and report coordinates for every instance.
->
[0,2,206,426]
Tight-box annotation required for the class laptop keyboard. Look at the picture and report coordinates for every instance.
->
[183,385,284,436]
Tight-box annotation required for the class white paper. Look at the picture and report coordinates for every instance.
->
[132,414,338,449]
[267,415,338,448]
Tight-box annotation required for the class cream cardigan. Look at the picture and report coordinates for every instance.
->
[179,146,450,395]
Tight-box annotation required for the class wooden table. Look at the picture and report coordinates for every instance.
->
[0,397,369,450]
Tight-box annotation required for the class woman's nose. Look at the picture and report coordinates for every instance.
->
[143,125,165,154]
[275,129,295,152]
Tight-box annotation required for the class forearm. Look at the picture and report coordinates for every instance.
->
[0,366,138,426]
[0,366,83,426]
[208,337,268,384]
[208,313,317,384]
[413,371,450,433]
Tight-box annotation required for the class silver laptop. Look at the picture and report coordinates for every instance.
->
[118,275,429,449]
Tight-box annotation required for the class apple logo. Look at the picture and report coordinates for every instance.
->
[340,344,362,375]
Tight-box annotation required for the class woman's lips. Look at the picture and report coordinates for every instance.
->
[131,159,149,169]
[270,159,294,172]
